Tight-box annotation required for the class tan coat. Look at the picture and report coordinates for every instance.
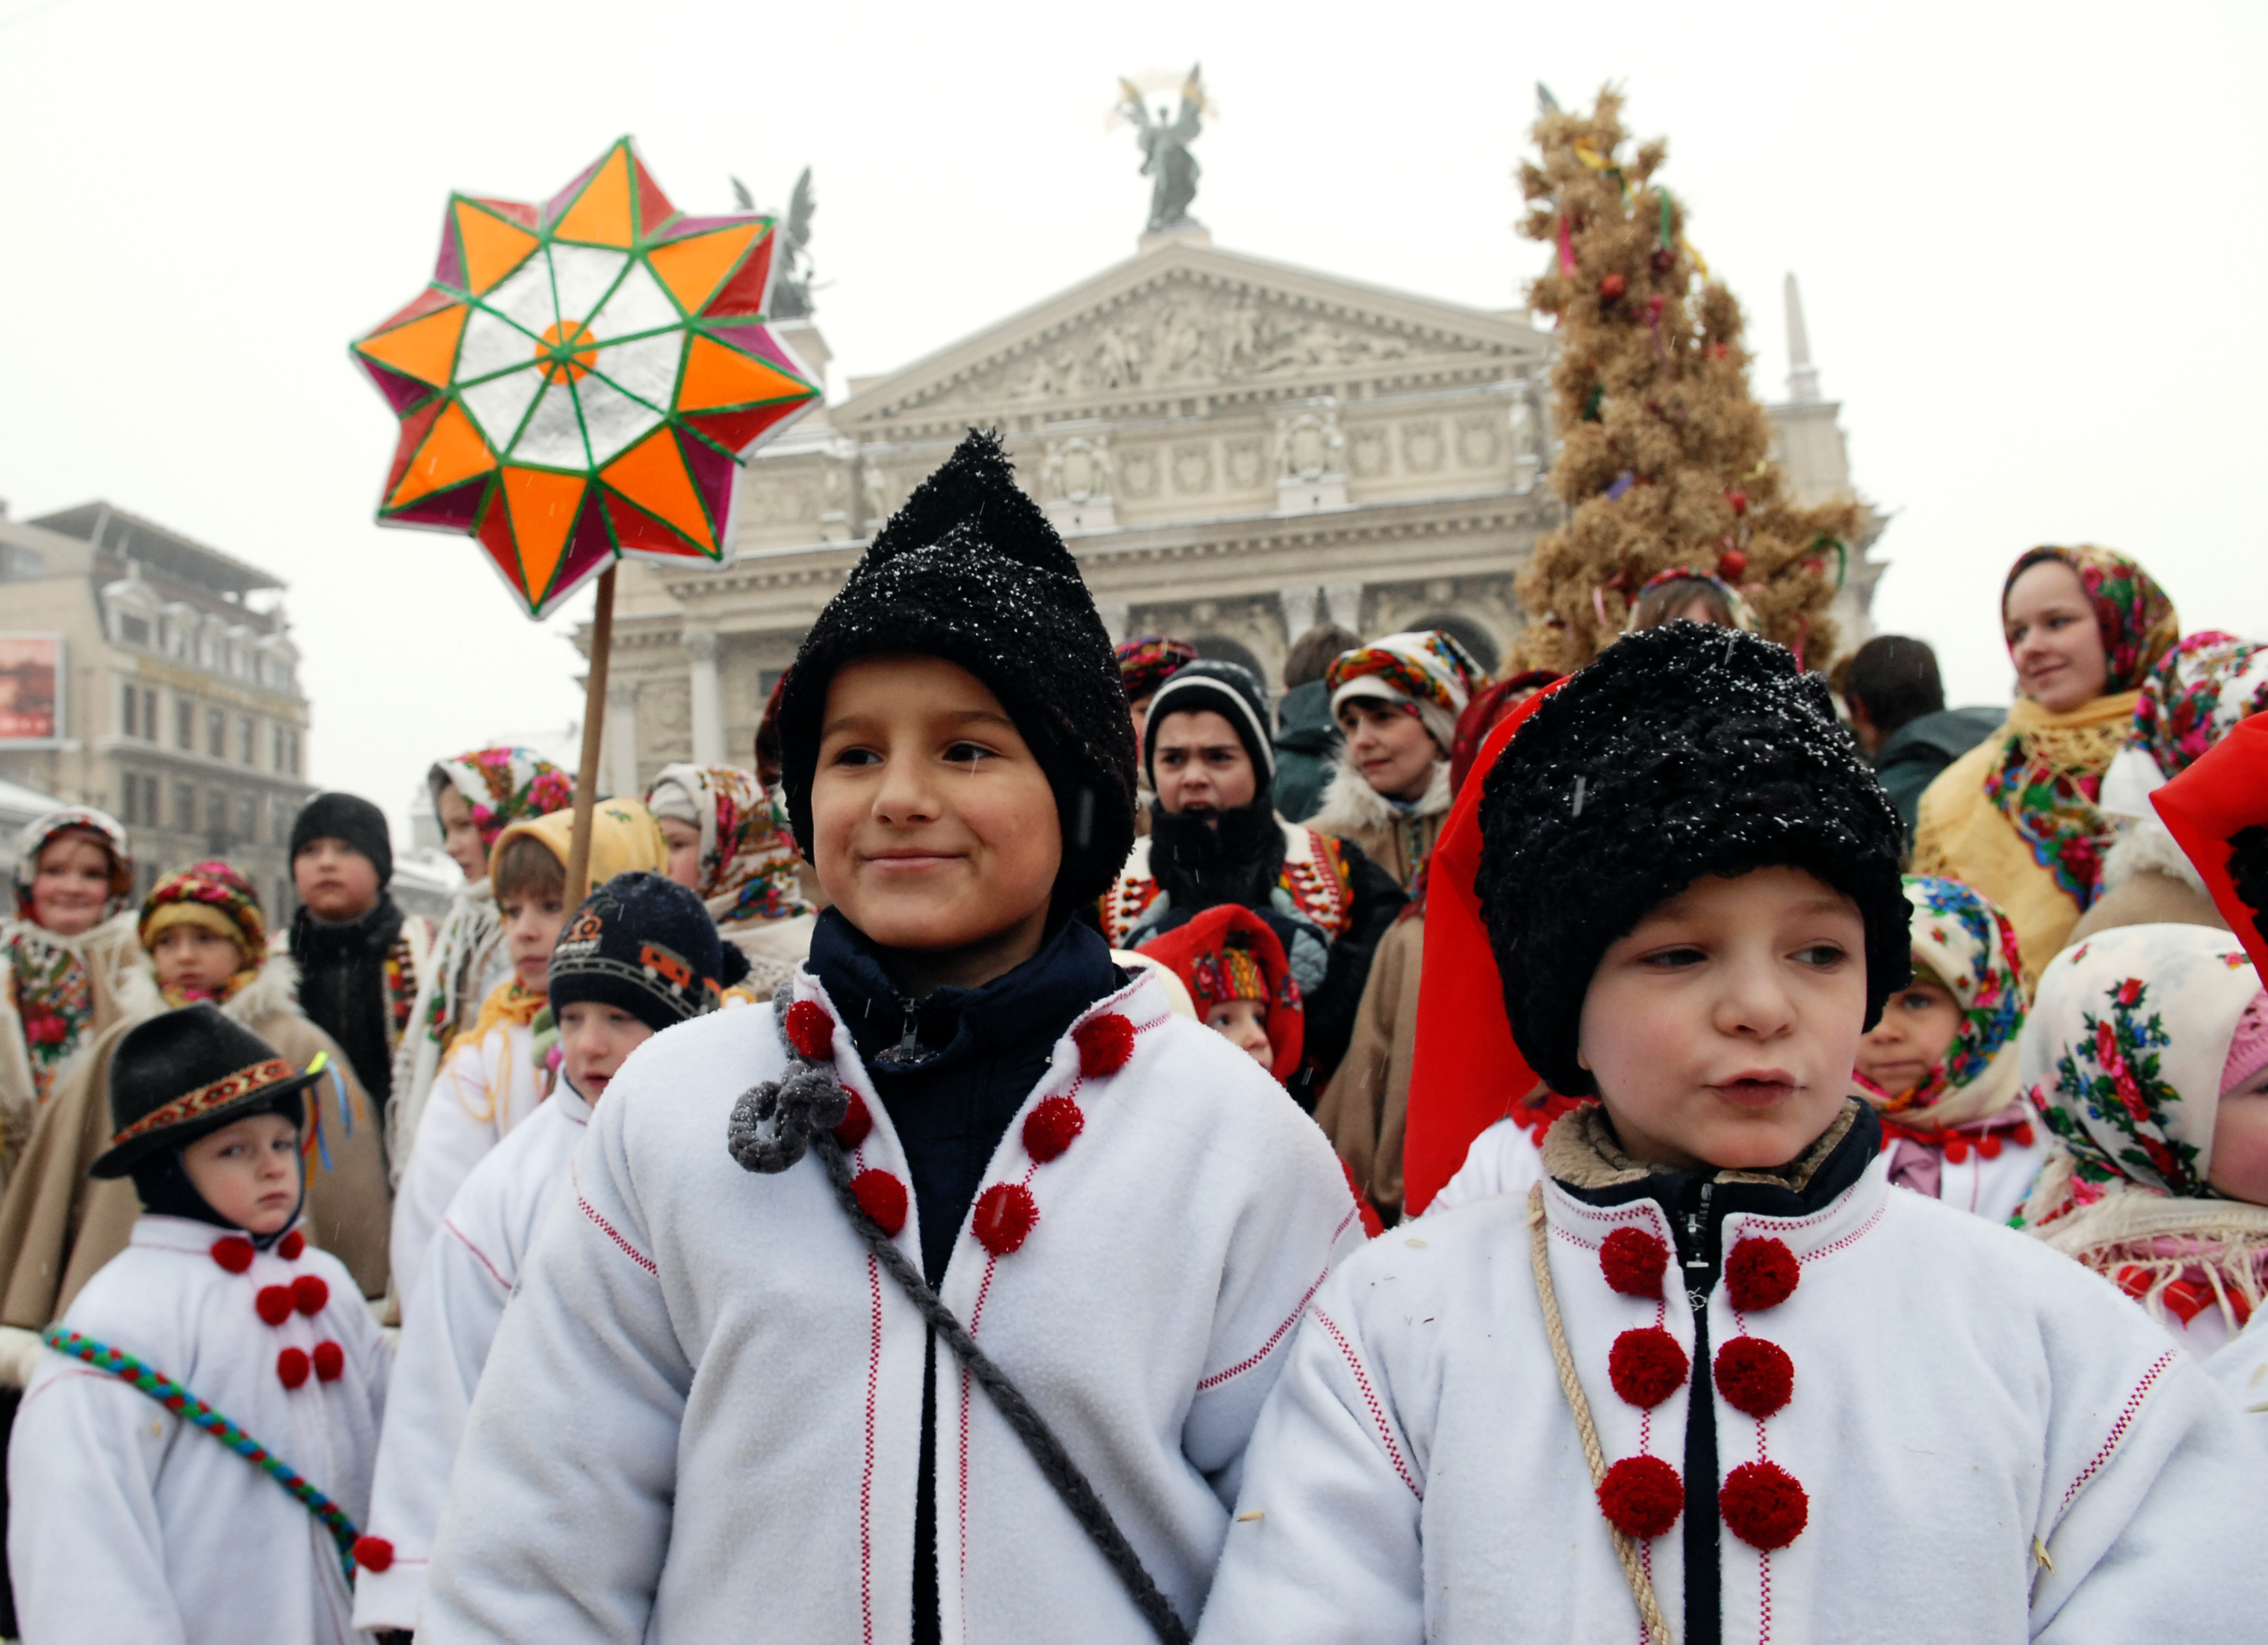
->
[1305,757,1451,892]
[1313,914,1424,1220]
[0,958,392,1328]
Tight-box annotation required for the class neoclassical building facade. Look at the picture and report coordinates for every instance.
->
[591,234,1877,792]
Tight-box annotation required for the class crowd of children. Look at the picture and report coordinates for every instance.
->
[0,430,2263,1639]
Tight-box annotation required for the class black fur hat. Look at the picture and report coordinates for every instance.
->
[1475,622,1911,1096]
[92,1005,317,1179]
[776,429,1136,912]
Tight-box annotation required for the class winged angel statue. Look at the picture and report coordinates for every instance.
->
[731,166,818,319]
[1117,66,1207,236]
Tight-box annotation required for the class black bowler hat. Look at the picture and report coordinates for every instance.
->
[91,1005,320,1179]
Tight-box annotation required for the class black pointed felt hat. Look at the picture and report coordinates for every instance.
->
[776,429,1138,912]
[91,1004,319,1179]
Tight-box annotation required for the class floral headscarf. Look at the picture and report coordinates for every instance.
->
[2018,923,2268,1331]
[643,765,811,927]
[2004,545,2179,696]
[140,862,268,1005]
[1326,630,1487,753]
[1873,876,2030,1131]
[1116,636,1197,705]
[2125,630,2268,781]
[12,807,133,922]
[428,747,575,854]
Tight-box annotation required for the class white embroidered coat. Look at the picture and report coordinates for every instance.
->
[419,966,1365,1644]
[389,1009,542,1312]
[1196,1153,2268,1643]
[354,1082,591,1631]
[9,1215,389,1644]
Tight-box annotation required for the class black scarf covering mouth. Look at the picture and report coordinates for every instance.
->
[1146,797,1285,912]
[291,894,405,1112]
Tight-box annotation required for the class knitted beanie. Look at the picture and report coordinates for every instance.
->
[141,860,268,966]
[776,430,1136,914]
[290,792,393,887]
[1475,622,1911,1097]
[1116,634,1196,704]
[1142,658,1277,791]
[548,871,725,1035]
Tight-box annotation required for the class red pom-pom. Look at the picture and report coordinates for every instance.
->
[1608,1328,1690,1409]
[1597,1454,1683,1540]
[1599,1226,1670,1299]
[312,1340,345,1383]
[1072,1014,1136,1078]
[210,1237,254,1274]
[290,1274,329,1317]
[2015,1122,2036,1147]
[1651,247,1676,272]
[1716,548,1748,581]
[1718,1460,1809,1549]
[275,1347,310,1389]
[352,1536,395,1574]
[1726,488,1749,516]
[1022,1095,1085,1163]
[1944,1136,1970,1164]
[1599,272,1628,302]
[832,1091,873,1149]
[973,1183,1040,1256]
[785,1000,835,1062]
[255,1285,294,1326]
[850,1170,908,1237]
[1713,1336,1794,1418]
[1724,1237,1800,1312]
[277,1230,305,1261]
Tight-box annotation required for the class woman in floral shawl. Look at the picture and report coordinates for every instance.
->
[2017,921,2268,1360]
[387,748,572,1186]
[1855,875,2044,1222]
[1914,544,2180,981]
[645,763,815,1000]
[0,809,145,1190]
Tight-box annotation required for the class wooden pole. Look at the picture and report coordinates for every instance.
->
[563,567,616,909]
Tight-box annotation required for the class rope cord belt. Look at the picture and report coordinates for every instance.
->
[42,1328,365,1577]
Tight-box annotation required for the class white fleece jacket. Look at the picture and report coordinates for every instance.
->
[389,1004,542,1312]
[419,966,1365,1644]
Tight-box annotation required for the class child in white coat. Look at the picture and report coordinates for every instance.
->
[9,1004,389,1644]
[1197,623,2268,1644]
[352,872,726,1632]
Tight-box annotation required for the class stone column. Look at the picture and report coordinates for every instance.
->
[684,630,725,767]
[1093,601,1130,646]
[1277,585,1319,642]
[1324,582,1365,637]
[605,679,641,797]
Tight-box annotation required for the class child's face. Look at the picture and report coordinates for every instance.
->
[501,887,568,993]
[1855,976,1962,1099]
[811,656,1062,978]
[1336,697,1438,806]
[180,1111,301,1235]
[30,833,112,936]
[1205,998,1274,1067]
[436,788,489,882]
[1576,866,1869,1172]
[294,837,381,923]
[557,1001,656,1103]
[2209,1064,2268,1205]
[152,925,244,995]
[658,817,705,891]
[1151,710,1257,815]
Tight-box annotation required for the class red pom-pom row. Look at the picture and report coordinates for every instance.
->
[210,1237,254,1274]
[1714,1336,1794,1418]
[1718,1459,1809,1549]
[1597,1454,1683,1540]
[277,1230,305,1261]
[255,1286,294,1327]
[785,1000,835,1062]
[312,1340,345,1383]
[290,1274,329,1317]
[352,1536,395,1574]
[850,1170,908,1238]
[832,1091,873,1149]
[277,1347,311,1389]
[1724,1237,1800,1312]
[1071,1014,1136,1079]
[1022,1095,1084,1163]
[1608,1327,1689,1409]
[1599,1226,1670,1300]
[972,1183,1039,1257]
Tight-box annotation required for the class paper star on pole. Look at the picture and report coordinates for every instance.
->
[350,137,821,618]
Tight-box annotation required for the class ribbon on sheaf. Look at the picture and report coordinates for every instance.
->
[296,1051,357,1175]
[1558,214,1576,275]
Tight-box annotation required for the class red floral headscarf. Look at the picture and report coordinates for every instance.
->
[2002,545,2179,695]
[12,808,133,921]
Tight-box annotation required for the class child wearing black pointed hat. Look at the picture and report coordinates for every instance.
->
[9,1004,388,1644]
[1197,622,2268,1643]
[420,430,1367,1645]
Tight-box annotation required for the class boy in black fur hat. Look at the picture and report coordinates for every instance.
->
[421,430,1366,1645]
[1198,623,2268,1643]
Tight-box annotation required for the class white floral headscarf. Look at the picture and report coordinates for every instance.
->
[11,807,132,921]
[645,764,811,927]
[1871,875,2030,1131]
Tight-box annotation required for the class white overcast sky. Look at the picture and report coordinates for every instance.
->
[3,0,2262,848]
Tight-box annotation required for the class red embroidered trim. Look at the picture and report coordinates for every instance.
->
[442,1217,512,1293]
[2058,1351,2176,1517]
[576,1192,657,1276]
[1313,1305,1418,1497]
[109,1058,298,1146]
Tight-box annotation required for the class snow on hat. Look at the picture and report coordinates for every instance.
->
[290,792,393,888]
[1327,630,1486,753]
[12,806,132,921]
[776,429,1136,914]
[1116,634,1196,704]
[548,871,725,1035]
[1475,621,1911,1097]
[1142,658,1276,791]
